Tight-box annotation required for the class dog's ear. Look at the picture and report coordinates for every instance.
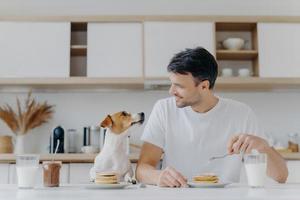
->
[101,115,113,128]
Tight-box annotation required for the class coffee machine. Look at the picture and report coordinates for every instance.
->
[50,126,65,153]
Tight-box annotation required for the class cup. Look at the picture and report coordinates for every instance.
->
[16,154,39,189]
[221,68,233,77]
[238,68,251,77]
[42,161,62,187]
[244,154,267,187]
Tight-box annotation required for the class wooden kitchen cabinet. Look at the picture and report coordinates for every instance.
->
[8,164,69,185]
[258,23,300,77]
[0,22,70,78]
[87,23,143,78]
[69,163,94,184]
[144,22,215,78]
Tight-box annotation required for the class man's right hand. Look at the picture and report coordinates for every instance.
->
[157,166,188,187]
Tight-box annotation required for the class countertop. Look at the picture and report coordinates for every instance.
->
[279,152,300,160]
[1,183,300,200]
[0,153,140,163]
[0,152,298,164]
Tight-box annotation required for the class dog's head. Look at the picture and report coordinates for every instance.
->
[100,111,145,134]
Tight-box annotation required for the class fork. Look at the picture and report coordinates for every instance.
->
[209,153,230,162]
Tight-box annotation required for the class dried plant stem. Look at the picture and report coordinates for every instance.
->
[0,91,54,136]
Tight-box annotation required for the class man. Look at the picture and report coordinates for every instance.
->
[136,47,288,187]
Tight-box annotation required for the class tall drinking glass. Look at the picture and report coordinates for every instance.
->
[244,154,267,188]
[16,154,40,189]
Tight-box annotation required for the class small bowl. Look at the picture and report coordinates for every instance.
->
[81,146,99,154]
[222,38,245,50]
[238,68,252,77]
[221,68,233,77]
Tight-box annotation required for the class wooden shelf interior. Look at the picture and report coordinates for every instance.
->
[71,22,87,32]
[216,22,257,31]
[71,45,87,56]
[216,50,258,60]
[70,22,87,77]
[215,22,259,77]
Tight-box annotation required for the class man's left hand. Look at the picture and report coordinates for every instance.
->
[227,134,270,154]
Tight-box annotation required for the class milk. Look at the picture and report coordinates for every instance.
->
[245,163,267,187]
[16,166,38,188]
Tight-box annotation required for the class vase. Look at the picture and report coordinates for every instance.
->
[14,135,26,154]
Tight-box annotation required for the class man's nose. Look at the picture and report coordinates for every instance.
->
[169,85,175,95]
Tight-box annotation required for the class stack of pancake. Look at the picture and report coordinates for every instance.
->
[192,174,219,184]
[95,172,119,184]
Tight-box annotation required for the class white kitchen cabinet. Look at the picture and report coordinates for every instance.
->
[87,23,143,78]
[258,23,300,77]
[144,22,215,78]
[69,163,93,184]
[0,22,70,78]
[9,164,69,185]
[286,160,300,183]
[0,164,9,184]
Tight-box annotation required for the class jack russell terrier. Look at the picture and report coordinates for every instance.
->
[90,111,145,182]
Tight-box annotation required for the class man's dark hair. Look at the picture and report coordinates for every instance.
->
[167,47,218,89]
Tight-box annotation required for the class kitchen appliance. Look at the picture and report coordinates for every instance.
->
[50,126,65,153]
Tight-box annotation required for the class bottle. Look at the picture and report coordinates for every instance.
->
[288,133,299,152]
[67,129,77,153]
[99,127,106,150]
[90,126,100,148]
[83,127,91,146]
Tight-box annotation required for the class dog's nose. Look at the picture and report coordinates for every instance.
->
[139,112,145,121]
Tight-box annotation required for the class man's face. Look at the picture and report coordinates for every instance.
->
[168,72,208,108]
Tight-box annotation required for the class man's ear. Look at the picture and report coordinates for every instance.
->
[200,80,210,90]
[100,115,113,128]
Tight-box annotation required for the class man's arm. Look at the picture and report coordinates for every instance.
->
[136,142,188,187]
[227,134,288,183]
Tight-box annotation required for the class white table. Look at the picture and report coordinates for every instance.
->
[1,183,300,200]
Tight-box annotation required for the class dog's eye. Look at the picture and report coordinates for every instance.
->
[122,111,128,116]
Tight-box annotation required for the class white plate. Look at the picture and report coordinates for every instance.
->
[84,182,131,189]
[187,182,231,188]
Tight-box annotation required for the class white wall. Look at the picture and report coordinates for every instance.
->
[0,0,299,16]
[0,90,299,153]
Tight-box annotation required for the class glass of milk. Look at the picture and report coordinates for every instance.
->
[16,154,40,189]
[244,153,267,188]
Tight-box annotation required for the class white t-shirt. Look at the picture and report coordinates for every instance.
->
[141,97,265,182]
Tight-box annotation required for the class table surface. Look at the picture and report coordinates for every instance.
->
[1,183,300,200]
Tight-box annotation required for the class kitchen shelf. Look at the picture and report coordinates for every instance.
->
[71,45,87,56]
[0,153,140,163]
[215,77,300,90]
[70,22,88,76]
[0,77,144,90]
[215,22,259,77]
[216,50,258,60]
[145,77,300,91]
[1,77,300,90]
